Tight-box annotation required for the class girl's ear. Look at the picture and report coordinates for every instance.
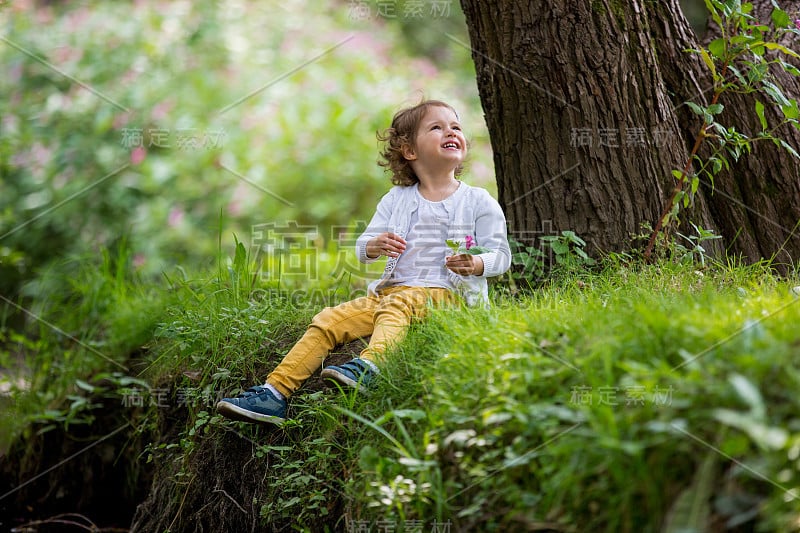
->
[401,143,417,161]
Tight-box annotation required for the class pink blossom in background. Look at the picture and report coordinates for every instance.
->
[228,183,250,216]
[795,19,800,30]
[9,63,23,84]
[227,200,241,216]
[342,31,391,65]
[65,6,90,31]
[133,254,146,268]
[168,207,184,228]
[130,146,146,165]
[410,58,439,79]
[469,161,493,184]
[120,68,142,86]
[34,5,54,24]
[465,235,475,250]
[322,79,338,94]
[113,111,131,129]
[151,100,173,121]
[53,44,83,65]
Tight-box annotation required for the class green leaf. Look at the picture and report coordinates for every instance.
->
[730,34,751,45]
[466,246,492,255]
[729,373,765,417]
[727,65,747,86]
[762,81,791,107]
[754,99,767,131]
[778,59,800,76]
[445,239,460,252]
[549,241,569,255]
[781,101,799,120]
[747,62,768,83]
[713,409,788,449]
[561,230,586,246]
[699,48,716,78]
[770,7,791,28]
[779,139,800,159]
[721,0,736,17]
[662,449,715,533]
[704,0,723,28]
[332,405,410,457]
[233,238,247,273]
[75,379,96,393]
[708,38,726,59]
[671,169,685,181]
[763,42,800,59]
[390,409,427,421]
[706,103,724,115]
[685,101,705,115]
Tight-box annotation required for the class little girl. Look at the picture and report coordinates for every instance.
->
[217,99,511,425]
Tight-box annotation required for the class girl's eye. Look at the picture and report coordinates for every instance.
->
[453,126,461,131]
[431,125,441,130]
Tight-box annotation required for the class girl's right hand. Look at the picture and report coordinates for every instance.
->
[366,232,407,259]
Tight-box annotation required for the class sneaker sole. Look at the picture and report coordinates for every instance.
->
[320,367,359,388]
[215,401,286,426]
[320,368,375,395]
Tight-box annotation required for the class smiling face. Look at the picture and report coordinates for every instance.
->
[402,105,467,175]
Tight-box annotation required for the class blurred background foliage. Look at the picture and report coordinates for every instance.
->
[0,0,710,309]
[0,0,496,311]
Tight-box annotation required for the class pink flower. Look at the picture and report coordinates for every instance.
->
[795,19,800,30]
[168,207,184,227]
[151,100,173,121]
[130,146,146,165]
[465,235,475,250]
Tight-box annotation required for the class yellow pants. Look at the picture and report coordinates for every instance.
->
[266,286,455,397]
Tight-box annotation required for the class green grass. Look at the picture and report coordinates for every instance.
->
[0,244,171,448]
[305,261,800,531]
[2,252,800,531]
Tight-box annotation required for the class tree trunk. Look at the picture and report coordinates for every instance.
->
[461,0,800,266]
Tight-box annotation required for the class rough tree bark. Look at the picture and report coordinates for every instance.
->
[461,0,800,266]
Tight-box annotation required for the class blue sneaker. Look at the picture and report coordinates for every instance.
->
[320,358,377,391]
[216,385,287,426]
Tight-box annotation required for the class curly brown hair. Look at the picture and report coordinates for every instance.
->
[377,100,466,186]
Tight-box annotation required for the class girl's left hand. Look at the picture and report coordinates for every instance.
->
[445,253,484,276]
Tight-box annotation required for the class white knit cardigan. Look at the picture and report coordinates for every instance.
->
[355,182,511,306]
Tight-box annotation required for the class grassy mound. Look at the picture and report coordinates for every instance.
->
[2,255,800,531]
